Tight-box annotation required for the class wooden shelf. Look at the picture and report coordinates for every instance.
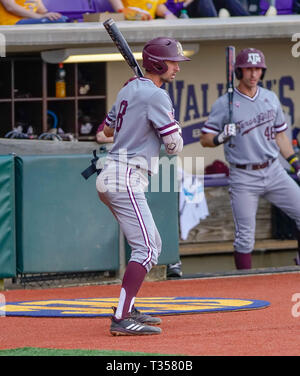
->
[77,95,106,100]
[47,97,76,101]
[14,98,43,102]
[78,136,96,141]
[47,96,106,101]
[0,58,107,140]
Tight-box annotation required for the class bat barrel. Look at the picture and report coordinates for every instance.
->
[103,18,144,78]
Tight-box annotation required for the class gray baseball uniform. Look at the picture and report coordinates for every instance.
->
[96,77,182,272]
[202,86,300,254]
[105,77,179,175]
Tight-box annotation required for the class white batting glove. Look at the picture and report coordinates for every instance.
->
[214,123,236,145]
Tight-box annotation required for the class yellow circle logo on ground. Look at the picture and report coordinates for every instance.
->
[1,297,270,317]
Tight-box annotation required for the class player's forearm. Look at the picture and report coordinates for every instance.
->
[200,133,218,147]
[276,132,295,159]
[103,124,114,138]
[96,131,114,144]
[276,132,300,176]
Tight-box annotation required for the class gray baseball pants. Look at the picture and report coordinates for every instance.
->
[229,159,300,254]
[96,162,162,272]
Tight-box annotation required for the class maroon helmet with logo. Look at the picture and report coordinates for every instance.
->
[235,48,267,80]
[142,37,190,75]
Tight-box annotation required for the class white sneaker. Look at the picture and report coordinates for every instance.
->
[218,8,230,17]
[265,5,277,16]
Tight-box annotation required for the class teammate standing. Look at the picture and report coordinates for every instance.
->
[200,48,300,269]
[96,37,190,335]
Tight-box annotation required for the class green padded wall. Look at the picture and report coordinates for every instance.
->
[15,154,119,274]
[0,155,16,278]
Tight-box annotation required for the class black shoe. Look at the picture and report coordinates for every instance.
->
[167,261,182,278]
[130,306,162,325]
[110,315,162,336]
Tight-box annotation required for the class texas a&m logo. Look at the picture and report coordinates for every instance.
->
[247,52,261,65]
[176,41,184,57]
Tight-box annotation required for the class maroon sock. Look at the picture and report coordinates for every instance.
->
[234,251,252,270]
[115,261,147,320]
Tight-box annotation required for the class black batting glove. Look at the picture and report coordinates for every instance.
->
[287,153,300,180]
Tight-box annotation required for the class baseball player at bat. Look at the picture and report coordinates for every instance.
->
[200,47,300,269]
[96,37,190,336]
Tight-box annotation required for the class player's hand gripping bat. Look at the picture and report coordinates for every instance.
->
[103,18,144,78]
[225,46,236,147]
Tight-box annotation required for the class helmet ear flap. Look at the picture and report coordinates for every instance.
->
[235,68,242,80]
[143,52,168,75]
[145,61,168,75]
[152,61,168,74]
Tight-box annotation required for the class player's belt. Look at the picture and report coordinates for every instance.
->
[233,158,276,171]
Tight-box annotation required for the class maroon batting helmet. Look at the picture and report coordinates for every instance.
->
[235,48,267,80]
[142,37,190,75]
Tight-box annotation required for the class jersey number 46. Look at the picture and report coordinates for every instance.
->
[264,126,276,141]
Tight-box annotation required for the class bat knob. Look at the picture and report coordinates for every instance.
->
[103,18,114,27]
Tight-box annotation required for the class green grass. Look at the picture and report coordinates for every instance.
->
[0,347,177,356]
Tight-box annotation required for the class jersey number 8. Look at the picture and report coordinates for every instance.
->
[116,100,128,132]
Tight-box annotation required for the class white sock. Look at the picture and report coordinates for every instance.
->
[115,288,126,319]
[115,288,135,319]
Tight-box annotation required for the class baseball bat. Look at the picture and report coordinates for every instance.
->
[103,18,144,78]
[226,45,235,123]
[226,46,235,146]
